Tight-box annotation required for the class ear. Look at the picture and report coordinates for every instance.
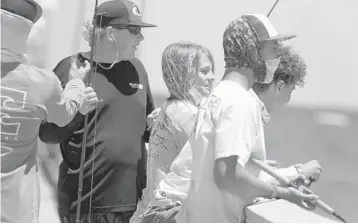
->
[105,26,114,40]
[275,80,285,93]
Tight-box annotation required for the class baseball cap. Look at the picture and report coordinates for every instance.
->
[241,14,296,42]
[95,0,156,28]
[1,0,43,23]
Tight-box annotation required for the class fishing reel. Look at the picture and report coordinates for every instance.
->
[290,176,317,188]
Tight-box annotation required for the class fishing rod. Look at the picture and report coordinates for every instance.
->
[263,1,347,222]
[76,0,99,222]
[252,158,348,223]
[267,0,280,17]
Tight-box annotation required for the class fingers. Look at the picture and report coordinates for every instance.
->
[147,122,154,131]
[84,87,94,94]
[148,107,161,119]
[301,199,318,210]
[79,60,91,79]
[85,97,100,105]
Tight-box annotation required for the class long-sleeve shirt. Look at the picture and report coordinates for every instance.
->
[39,53,155,216]
[1,62,85,222]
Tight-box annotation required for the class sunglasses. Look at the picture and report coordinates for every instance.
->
[112,25,141,35]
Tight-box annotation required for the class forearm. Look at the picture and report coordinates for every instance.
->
[232,165,276,200]
[259,166,299,186]
[46,78,85,127]
[39,112,85,144]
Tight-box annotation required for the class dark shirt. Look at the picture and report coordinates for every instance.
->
[39,53,155,215]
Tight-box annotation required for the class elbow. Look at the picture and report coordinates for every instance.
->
[214,156,237,190]
[39,123,63,144]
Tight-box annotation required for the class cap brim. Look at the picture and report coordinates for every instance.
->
[265,34,296,41]
[127,21,157,28]
[25,0,42,23]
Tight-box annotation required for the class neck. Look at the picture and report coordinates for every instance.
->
[222,68,255,90]
[82,44,123,64]
[1,9,33,63]
[256,92,273,113]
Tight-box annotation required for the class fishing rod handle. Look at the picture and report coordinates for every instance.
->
[289,172,335,214]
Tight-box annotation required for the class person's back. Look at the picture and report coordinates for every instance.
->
[132,100,197,221]
[1,63,84,222]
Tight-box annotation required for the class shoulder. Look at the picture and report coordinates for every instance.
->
[52,54,84,85]
[209,82,259,119]
[165,101,198,131]
[129,57,146,69]
[53,56,73,72]
[167,101,198,117]
[20,64,58,85]
[129,58,148,77]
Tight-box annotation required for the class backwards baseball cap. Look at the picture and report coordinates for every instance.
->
[1,0,42,23]
[95,0,156,28]
[241,14,296,42]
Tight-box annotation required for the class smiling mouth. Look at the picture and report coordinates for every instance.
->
[204,84,213,90]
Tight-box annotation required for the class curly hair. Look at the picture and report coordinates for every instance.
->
[223,17,266,83]
[82,20,106,46]
[253,44,307,93]
[161,41,215,104]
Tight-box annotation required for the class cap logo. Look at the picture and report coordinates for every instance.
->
[132,5,141,19]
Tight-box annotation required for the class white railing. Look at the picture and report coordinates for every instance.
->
[246,199,338,223]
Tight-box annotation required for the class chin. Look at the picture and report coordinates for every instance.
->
[123,51,136,61]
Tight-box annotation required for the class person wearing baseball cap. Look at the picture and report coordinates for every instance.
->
[1,0,98,222]
[39,0,157,222]
[176,15,318,222]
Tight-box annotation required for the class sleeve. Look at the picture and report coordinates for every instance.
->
[214,104,256,168]
[45,77,85,127]
[143,81,155,143]
[39,57,86,144]
[130,58,155,143]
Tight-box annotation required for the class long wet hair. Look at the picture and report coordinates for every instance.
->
[161,41,215,105]
[159,41,215,135]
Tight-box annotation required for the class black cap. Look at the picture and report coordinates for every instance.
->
[95,0,156,28]
[1,0,42,23]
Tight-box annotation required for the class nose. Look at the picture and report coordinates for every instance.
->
[208,70,216,81]
[137,32,144,42]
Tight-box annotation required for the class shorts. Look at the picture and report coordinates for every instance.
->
[140,203,181,223]
[59,211,135,223]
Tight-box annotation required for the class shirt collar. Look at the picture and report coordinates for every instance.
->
[249,89,271,126]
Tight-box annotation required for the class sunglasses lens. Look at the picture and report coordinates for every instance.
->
[113,25,141,35]
[129,27,141,35]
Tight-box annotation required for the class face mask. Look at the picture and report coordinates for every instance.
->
[1,9,34,63]
[260,58,281,84]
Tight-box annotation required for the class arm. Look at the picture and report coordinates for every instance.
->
[212,104,319,206]
[259,166,299,186]
[212,105,279,201]
[45,77,85,127]
[260,160,322,186]
[39,57,86,144]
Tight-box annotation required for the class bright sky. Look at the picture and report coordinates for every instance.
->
[136,0,358,111]
[42,0,358,111]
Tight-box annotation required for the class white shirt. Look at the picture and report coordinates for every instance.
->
[177,80,266,222]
